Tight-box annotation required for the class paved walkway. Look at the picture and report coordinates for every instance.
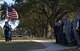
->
[0,40,79,51]
[28,40,79,51]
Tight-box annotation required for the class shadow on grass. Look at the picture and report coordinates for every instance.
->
[0,42,46,51]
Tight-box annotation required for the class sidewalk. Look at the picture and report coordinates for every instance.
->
[28,40,79,51]
[0,40,79,51]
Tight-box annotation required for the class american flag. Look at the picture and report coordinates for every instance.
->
[6,6,19,19]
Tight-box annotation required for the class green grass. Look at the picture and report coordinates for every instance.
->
[0,37,54,40]
[0,37,4,40]
[0,37,28,40]
[0,42,46,51]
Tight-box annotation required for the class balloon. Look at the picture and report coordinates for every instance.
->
[0,19,20,30]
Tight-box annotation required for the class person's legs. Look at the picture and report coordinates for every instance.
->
[9,37,12,41]
[5,37,7,42]
[5,34,8,42]
[74,31,80,48]
[65,33,72,46]
[9,33,12,41]
[7,36,9,42]
[54,33,59,43]
[5,31,9,42]
[5,37,9,42]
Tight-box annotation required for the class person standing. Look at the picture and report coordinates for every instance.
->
[8,25,12,41]
[70,21,77,45]
[58,20,65,44]
[54,22,60,43]
[75,18,80,48]
[3,21,10,42]
[63,17,72,45]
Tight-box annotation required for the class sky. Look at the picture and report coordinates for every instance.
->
[0,0,15,5]
[4,0,15,5]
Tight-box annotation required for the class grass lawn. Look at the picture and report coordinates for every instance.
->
[0,42,46,51]
[0,37,55,41]
[0,37,28,40]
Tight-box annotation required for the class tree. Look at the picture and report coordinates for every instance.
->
[14,0,80,37]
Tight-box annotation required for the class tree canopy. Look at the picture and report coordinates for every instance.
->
[0,0,80,37]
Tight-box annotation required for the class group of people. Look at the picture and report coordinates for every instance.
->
[54,16,80,47]
[3,21,12,42]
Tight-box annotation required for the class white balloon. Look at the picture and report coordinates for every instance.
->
[0,19,20,30]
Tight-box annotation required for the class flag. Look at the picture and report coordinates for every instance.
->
[6,6,19,19]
